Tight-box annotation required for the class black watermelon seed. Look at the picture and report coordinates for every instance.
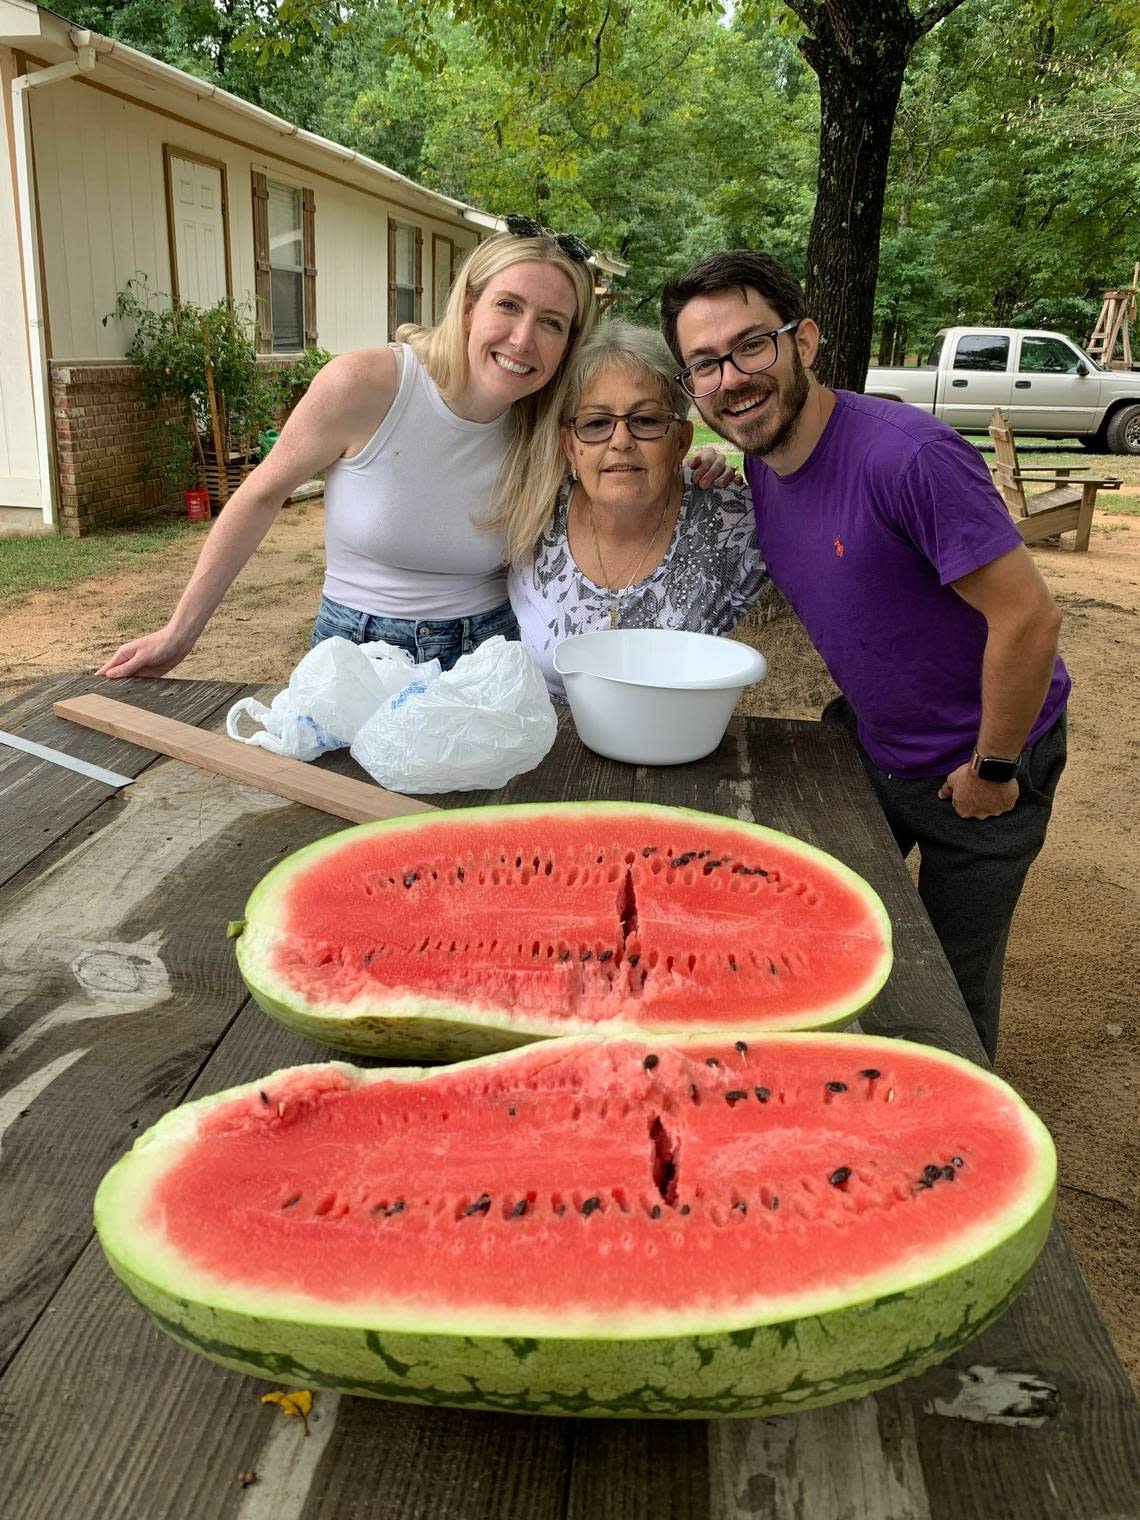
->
[689,1083,700,1101]
[650,1204,662,1219]
[559,949,571,962]
[582,1196,602,1217]
[641,846,657,857]
[463,1194,492,1217]
[361,951,374,966]
[706,1057,720,1068]
[508,1105,517,1116]
[259,1090,270,1106]
[281,1194,301,1210]
[769,1195,780,1210]
[673,852,697,868]
[951,1156,964,1168]
[643,1054,659,1071]
[732,1199,748,1214]
[923,1164,942,1185]
[725,1090,748,1105]
[598,949,614,963]
[942,1166,957,1182]
[702,859,725,874]
[916,1178,933,1191]
[580,949,592,962]
[754,1086,771,1102]
[829,1168,852,1187]
[680,1204,691,1215]
[734,1040,748,1053]
[697,850,711,859]
[403,872,417,888]
[859,1068,881,1080]
[389,1199,406,1215]
[456,865,464,881]
[826,1081,848,1093]
[512,1199,528,1218]
[628,953,640,967]
[768,960,779,975]
[555,1204,567,1215]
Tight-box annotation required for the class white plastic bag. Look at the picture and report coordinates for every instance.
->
[350,637,557,793]
[226,637,431,760]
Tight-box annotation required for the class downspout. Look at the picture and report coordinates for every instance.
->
[11,33,97,529]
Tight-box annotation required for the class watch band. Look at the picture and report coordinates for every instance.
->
[971,750,1020,783]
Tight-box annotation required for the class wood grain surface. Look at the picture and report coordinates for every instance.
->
[1,680,1137,1520]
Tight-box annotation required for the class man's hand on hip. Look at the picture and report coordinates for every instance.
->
[938,764,1019,819]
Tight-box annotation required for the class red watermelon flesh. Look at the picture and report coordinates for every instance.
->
[235,804,892,1055]
[135,1035,1046,1322]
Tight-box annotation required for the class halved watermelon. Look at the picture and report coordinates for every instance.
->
[94,1032,1054,1419]
[233,803,891,1057]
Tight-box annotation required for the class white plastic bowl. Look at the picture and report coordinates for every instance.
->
[554,629,768,765]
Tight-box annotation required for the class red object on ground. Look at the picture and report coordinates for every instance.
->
[185,489,210,521]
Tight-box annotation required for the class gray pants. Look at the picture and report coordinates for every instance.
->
[823,698,1067,1063]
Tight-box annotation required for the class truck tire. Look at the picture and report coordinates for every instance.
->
[1105,403,1140,456]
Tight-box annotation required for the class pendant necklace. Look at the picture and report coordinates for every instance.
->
[587,489,672,630]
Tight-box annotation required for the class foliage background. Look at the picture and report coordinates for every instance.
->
[67,0,1140,360]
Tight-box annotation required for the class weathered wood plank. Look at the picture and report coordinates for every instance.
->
[0,733,348,1374]
[0,673,242,889]
[565,1422,711,1520]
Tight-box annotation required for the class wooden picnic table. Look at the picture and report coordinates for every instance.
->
[1,673,1138,1520]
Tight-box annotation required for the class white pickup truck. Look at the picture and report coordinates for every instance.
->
[865,327,1140,454]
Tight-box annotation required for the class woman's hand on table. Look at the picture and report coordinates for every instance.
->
[97,623,197,679]
[686,445,743,489]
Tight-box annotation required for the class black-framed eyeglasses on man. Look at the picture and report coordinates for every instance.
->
[566,410,682,443]
[504,213,593,265]
[676,320,802,398]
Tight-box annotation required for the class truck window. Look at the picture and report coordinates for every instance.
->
[925,334,945,367]
[953,334,1010,372]
[1018,336,1082,374]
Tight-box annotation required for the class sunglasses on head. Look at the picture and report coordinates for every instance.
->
[505,212,593,265]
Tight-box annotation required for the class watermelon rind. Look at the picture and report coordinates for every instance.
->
[94,1033,1055,1420]
[234,802,893,1058]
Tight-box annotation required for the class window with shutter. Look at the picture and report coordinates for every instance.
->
[267,181,305,352]
[432,235,456,321]
[388,222,421,337]
[251,172,271,353]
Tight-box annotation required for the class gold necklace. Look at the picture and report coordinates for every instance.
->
[585,488,673,630]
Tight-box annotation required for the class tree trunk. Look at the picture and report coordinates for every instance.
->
[793,2,967,392]
[878,317,896,366]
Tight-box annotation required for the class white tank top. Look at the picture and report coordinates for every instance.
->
[321,345,511,619]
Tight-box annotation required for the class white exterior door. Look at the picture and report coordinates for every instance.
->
[169,155,228,307]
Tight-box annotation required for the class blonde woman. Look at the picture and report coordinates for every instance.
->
[507,321,767,698]
[99,219,598,677]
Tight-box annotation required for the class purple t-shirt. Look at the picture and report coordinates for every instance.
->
[745,391,1070,777]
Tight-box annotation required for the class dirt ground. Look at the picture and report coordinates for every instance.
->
[1,497,1136,1389]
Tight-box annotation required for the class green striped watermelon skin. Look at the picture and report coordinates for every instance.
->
[94,1034,1055,1420]
[102,1220,1049,1419]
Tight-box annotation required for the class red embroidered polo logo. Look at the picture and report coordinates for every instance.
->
[833,537,845,558]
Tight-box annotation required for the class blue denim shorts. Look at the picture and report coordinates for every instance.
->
[311,593,520,672]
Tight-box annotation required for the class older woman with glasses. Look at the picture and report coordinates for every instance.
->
[505,320,767,698]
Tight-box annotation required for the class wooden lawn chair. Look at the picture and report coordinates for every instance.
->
[987,407,1121,551]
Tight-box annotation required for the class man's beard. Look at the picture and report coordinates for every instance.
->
[704,347,811,457]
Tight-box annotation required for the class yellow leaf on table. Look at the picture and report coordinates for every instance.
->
[260,1388,313,1434]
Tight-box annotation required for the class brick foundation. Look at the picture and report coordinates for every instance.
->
[50,364,181,537]
[49,360,300,537]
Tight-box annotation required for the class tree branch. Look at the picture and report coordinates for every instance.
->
[565,0,613,111]
[913,0,967,35]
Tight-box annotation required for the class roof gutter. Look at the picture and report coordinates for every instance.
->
[10,30,97,528]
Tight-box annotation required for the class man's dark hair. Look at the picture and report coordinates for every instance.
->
[660,251,807,361]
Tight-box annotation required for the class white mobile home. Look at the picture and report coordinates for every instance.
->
[0,1,503,535]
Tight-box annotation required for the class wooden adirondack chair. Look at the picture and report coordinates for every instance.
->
[987,408,1121,551]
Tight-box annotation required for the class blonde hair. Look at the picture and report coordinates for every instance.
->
[397,231,598,566]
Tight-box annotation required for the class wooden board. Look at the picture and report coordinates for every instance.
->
[0,674,241,890]
[53,693,437,824]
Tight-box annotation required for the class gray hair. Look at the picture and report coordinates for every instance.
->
[563,319,690,421]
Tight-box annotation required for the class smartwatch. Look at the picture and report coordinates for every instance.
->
[971,750,1020,783]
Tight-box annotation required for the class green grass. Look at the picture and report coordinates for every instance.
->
[0,519,204,600]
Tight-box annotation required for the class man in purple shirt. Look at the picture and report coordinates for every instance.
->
[661,250,1068,1062]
